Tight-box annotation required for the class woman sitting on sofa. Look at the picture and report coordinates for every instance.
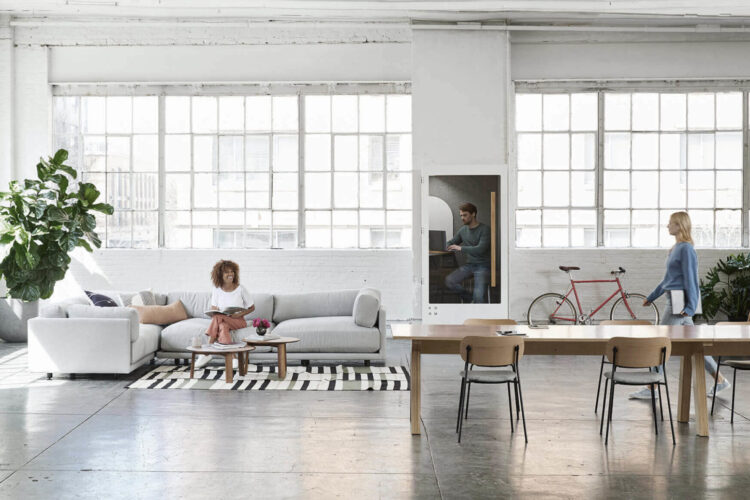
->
[195,259,255,369]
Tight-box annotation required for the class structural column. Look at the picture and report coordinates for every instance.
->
[0,15,12,186]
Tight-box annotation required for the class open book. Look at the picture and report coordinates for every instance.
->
[204,306,245,318]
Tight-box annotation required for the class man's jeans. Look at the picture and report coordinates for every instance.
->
[445,263,491,304]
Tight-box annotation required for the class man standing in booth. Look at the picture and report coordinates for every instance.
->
[445,202,491,303]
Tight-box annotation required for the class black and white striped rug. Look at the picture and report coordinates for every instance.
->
[127,364,410,391]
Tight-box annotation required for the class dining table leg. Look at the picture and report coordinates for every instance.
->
[410,340,422,435]
[692,349,709,437]
[678,355,692,423]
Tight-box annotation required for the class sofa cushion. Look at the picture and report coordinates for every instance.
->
[272,316,380,353]
[160,318,211,352]
[132,324,161,362]
[273,290,359,323]
[166,291,274,322]
[130,301,188,326]
[353,288,381,328]
[130,290,157,306]
[67,304,140,342]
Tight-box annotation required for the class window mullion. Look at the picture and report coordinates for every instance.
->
[158,93,166,248]
[298,93,306,248]
[744,91,749,247]
[596,91,605,247]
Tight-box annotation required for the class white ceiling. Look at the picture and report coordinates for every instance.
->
[3,1,750,23]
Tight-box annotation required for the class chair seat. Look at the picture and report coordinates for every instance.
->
[604,370,661,385]
[461,369,517,383]
[725,359,750,369]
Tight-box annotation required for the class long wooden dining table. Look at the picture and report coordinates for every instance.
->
[392,323,750,437]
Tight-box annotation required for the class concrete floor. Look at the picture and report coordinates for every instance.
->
[1,336,749,499]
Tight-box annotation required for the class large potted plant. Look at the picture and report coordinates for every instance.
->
[0,149,113,342]
[699,253,750,322]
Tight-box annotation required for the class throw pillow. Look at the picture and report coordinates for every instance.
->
[353,288,381,328]
[130,289,157,306]
[85,290,119,308]
[130,300,188,325]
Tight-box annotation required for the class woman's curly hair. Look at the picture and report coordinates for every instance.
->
[211,260,240,288]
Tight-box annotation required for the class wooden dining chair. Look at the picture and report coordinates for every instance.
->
[711,321,750,422]
[596,320,654,413]
[457,336,527,443]
[600,336,675,445]
[463,319,518,326]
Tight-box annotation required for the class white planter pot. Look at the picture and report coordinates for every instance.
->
[0,298,39,342]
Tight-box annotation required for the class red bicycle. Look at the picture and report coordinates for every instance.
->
[527,266,660,326]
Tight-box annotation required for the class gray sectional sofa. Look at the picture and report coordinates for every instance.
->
[28,288,385,376]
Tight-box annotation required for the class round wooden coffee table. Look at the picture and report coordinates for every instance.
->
[186,345,256,383]
[242,337,300,379]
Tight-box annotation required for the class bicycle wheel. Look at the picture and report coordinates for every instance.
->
[527,293,577,326]
[609,293,660,324]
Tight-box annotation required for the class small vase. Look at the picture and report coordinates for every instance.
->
[256,327,267,337]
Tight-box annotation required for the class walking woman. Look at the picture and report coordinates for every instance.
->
[194,260,255,369]
[630,211,730,399]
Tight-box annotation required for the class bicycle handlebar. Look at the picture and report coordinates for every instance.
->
[610,267,626,275]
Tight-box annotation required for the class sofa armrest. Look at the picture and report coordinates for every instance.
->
[66,305,140,342]
[28,318,133,374]
[376,307,386,352]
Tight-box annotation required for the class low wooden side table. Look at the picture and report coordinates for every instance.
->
[242,337,300,379]
[186,345,256,383]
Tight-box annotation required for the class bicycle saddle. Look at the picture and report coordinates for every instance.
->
[559,266,580,272]
[610,267,626,275]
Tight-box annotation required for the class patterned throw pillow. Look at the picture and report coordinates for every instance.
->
[85,290,119,307]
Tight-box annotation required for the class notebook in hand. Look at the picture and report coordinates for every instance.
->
[669,290,702,315]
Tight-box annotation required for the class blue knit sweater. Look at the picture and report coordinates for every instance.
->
[646,242,700,316]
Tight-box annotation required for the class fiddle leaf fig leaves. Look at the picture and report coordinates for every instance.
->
[700,253,750,321]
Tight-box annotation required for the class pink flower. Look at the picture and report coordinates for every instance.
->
[253,318,270,328]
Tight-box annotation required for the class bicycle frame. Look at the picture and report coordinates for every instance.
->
[550,274,637,323]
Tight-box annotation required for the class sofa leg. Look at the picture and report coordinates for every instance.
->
[301,360,310,367]
[46,373,52,380]
[364,360,371,367]
[150,358,156,366]
[175,358,182,366]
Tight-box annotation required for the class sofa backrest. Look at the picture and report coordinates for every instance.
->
[166,291,274,321]
[273,289,359,323]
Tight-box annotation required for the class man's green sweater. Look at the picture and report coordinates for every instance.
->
[447,223,491,264]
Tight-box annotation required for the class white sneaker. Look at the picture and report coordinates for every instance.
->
[708,379,731,398]
[629,388,654,400]
[194,354,212,369]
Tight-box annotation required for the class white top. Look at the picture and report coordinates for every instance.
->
[210,285,254,311]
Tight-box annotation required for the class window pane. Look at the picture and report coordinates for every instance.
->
[386,210,411,248]
[687,93,714,130]
[272,96,298,131]
[332,95,358,133]
[716,92,742,130]
[660,93,686,131]
[305,96,331,133]
[359,95,385,133]
[687,171,714,208]
[387,95,411,133]
[334,135,358,171]
[604,94,630,130]
[716,132,742,170]
[334,172,358,208]
[193,136,217,172]
[543,94,569,131]
[659,211,673,247]
[517,171,541,207]
[107,137,130,172]
[333,210,358,248]
[273,135,298,172]
[631,133,658,170]
[659,171,687,208]
[54,97,80,136]
[219,96,244,132]
[515,94,542,132]
[632,93,659,131]
[543,171,569,207]
[272,173,298,210]
[193,173,217,208]
[716,171,742,208]
[604,210,629,247]
[133,135,158,172]
[218,173,244,209]
[133,97,158,134]
[246,173,269,209]
[386,135,411,171]
[571,209,596,247]
[359,210,385,248]
[166,97,190,133]
[571,171,595,207]
[716,210,741,247]
[305,172,331,209]
[687,134,714,170]
[570,93,597,131]
[386,172,412,209]
[360,172,384,208]
[165,173,190,210]
[83,135,106,172]
[570,133,595,170]
[305,134,331,171]
[305,211,331,248]
[603,171,630,209]
[517,133,541,170]
[106,97,132,134]
[631,171,658,208]
[219,136,243,172]
[131,211,157,249]
[691,210,714,246]
[107,211,131,248]
[82,97,105,134]
[192,97,217,134]
[165,135,190,172]
[543,209,568,247]
[273,211,298,248]
[516,209,541,247]
[192,211,217,249]
[542,134,569,170]
[165,211,191,248]
[246,96,271,132]
[604,133,630,170]
[245,135,270,172]
[245,210,271,248]
[659,134,686,170]
[359,136,384,171]
[631,210,658,247]
[132,173,157,210]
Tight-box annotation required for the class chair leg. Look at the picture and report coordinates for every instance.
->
[605,381,615,445]
[650,384,659,436]
[456,378,467,434]
[595,356,606,413]
[465,382,472,420]
[731,368,738,425]
[514,382,520,420]
[711,357,722,415]
[657,383,664,421]
[507,383,514,433]
[516,380,528,443]
[458,380,468,443]
[663,379,676,445]
[600,378,609,435]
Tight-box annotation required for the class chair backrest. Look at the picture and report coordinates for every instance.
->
[459,336,524,367]
[463,318,518,326]
[600,319,653,325]
[605,336,671,368]
[716,321,750,325]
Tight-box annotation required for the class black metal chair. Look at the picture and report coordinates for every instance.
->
[456,335,527,443]
[711,321,750,423]
[600,336,675,445]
